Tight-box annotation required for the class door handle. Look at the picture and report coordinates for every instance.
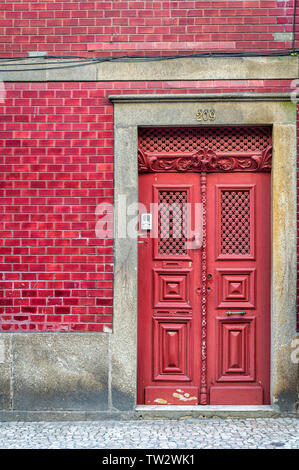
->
[226,310,247,316]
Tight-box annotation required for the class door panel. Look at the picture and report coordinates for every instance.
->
[215,184,256,260]
[153,317,191,381]
[216,268,256,309]
[145,386,199,405]
[216,316,256,382]
[153,269,191,308]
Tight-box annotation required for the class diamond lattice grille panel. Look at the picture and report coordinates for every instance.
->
[221,190,250,256]
[139,127,271,153]
[159,191,187,256]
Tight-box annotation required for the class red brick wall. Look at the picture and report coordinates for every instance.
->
[0,79,294,332]
[0,1,297,57]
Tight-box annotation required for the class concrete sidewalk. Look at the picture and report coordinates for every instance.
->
[0,418,297,449]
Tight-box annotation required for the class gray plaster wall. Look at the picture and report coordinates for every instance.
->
[0,334,112,414]
[0,331,143,419]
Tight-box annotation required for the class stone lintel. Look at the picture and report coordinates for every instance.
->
[0,56,298,81]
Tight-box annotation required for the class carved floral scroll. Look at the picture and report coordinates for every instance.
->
[138,145,272,173]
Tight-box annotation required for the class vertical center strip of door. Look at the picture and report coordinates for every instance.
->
[200,171,208,405]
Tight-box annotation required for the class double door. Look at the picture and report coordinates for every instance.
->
[137,171,270,405]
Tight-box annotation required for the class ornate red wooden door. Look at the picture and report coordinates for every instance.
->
[137,127,271,406]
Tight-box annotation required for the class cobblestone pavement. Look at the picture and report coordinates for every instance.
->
[0,418,297,449]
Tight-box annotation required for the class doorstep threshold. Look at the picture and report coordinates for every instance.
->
[135,405,278,418]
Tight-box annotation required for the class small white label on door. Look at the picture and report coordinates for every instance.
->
[141,213,152,230]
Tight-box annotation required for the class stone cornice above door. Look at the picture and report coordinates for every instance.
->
[0,56,298,81]
[109,92,296,103]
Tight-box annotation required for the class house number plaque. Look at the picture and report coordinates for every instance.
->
[196,108,216,122]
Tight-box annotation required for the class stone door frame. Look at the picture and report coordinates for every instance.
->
[109,94,297,412]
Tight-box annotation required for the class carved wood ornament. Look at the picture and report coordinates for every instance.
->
[138,145,272,173]
[200,171,208,405]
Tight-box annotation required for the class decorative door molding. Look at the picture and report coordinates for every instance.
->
[138,146,272,173]
[109,94,297,412]
[138,126,272,174]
